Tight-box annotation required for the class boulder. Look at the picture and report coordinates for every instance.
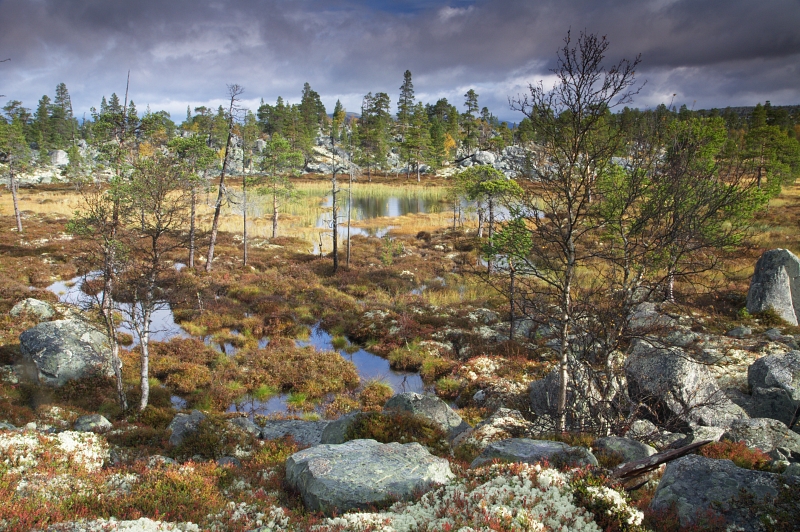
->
[675,425,726,447]
[470,438,598,469]
[49,149,69,166]
[722,418,800,462]
[625,339,747,430]
[285,439,453,514]
[19,319,114,387]
[73,414,112,433]
[10,298,56,321]
[383,393,470,440]
[260,419,331,446]
[624,419,659,442]
[167,410,206,447]
[451,408,541,451]
[472,151,496,165]
[0,422,17,431]
[592,436,656,464]
[650,454,792,531]
[747,350,800,429]
[746,248,800,325]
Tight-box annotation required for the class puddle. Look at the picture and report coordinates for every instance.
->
[48,274,427,417]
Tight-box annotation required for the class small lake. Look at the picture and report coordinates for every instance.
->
[48,273,426,416]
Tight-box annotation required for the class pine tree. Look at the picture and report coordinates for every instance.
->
[397,70,416,178]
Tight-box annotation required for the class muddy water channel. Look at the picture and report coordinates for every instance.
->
[47,273,424,416]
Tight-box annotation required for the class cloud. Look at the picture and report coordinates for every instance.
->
[0,0,798,124]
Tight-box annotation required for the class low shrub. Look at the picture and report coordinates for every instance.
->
[699,440,771,471]
[358,380,394,411]
[172,415,255,460]
[345,411,450,457]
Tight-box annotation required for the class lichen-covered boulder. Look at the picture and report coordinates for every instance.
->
[451,408,541,451]
[226,416,261,438]
[470,438,598,469]
[746,248,800,326]
[722,418,800,462]
[748,350,800,429]
[625,339,747,430]
[319,412,365,444]
[285,439,453,514]
[383,392,470,440]
[650,454,793,531]
[10,298,56,321]
[167,410,206,447]
[260,419,330,446]
[592,436,656,464]
[73,414,112,433]
[19,319,114,387]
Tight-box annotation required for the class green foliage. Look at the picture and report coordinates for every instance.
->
[345,411,450,456]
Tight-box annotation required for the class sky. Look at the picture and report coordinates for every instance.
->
[1,0,799,124]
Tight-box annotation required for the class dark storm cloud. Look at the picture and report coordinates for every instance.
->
[1,0,798,123]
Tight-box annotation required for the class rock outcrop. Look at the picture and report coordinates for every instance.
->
[167,410,207,447]
[592,436,656,464]
[747,350,800,430]
[285,439,453,514]
[470,438,598,469]
[625,339,747,430]
[19,319,114,387]
[746,248,800,325]
[451,408,541,451]
[650,454,792,531]
[74,414,112,434]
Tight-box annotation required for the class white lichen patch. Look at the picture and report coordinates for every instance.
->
[313,463,638,532]
[45,517,201,531]
[206,502,289,531]
[0,430,108,474]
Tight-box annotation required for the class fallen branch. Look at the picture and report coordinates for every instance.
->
[611,439,712,481]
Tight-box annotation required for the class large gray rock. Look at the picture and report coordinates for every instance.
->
[748,351,800,429]
[722,418,800,462]
[592,436,656,464]
[73,414,112,433]
[470,438,598,469]
[472,151,497,165]
[285,439,453,514]
[625,339,747,430]
[167,410,206,447]
[227,417,261,438]
[383,392,470,440]
[651,454,792,531]
[19,319,114,387]
[10,298,56,321]
[49,149,69,166]
[261,419,330,446]
[746,248,800,325]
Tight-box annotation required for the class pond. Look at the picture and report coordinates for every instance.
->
[47,273,425,416]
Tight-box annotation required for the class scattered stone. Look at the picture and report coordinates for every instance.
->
[227,417,261,438]
[470,438,598,469]
[466,308,500,325]
[73,414,112,433]
[746,248,800,326]
[384,393,469,440]
[651,432,686,451]
[675,426,726,447]
[784,462,800,476]
[19,319,115,387]
[167,410,207,447]
[217,456,241,468]
[285,439,453,514]
[650,454,792,531]
[260,419,331,446]
[0,422,17,431]
[592,436,656,464]
[451,408,541,451]
[472,151,497,165]
[726,326,752,339]
[625,339,747,430]
[764,328,783,341]
[722,418,800,461]
[10,298,56,321]
[747,350,800,429]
